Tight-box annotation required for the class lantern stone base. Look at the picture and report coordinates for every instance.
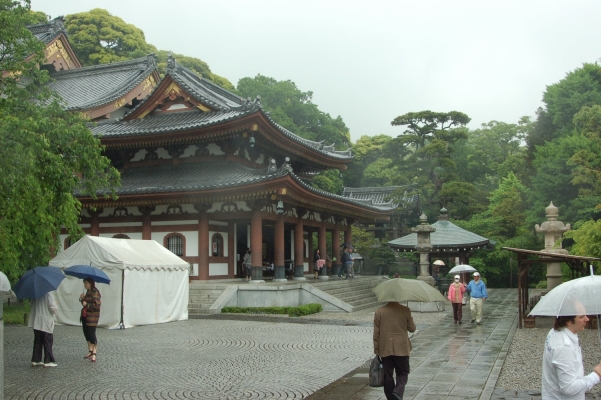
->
[417,275,436,287]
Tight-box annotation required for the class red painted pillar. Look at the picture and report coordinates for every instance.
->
[274,216,286,281]
[250,208,264,282]
[345,224,352,247]
[90,214,100,237]
[294,213,305,280]
[332,222,341,276]
[198,212,209,281]
[318,220,327,278]
[142,214,151,240]
[228,223,235,278]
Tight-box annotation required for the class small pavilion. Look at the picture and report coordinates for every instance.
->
[387,208,493,278]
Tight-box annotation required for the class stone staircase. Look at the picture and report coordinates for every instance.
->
[310,275,388,312]
[188,283,230,316]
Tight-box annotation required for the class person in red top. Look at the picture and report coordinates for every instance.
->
[447,275,466,324]
[80,278,101,363]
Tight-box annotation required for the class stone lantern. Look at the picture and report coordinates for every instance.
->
[535,202,570,290]
[413,213,436,286]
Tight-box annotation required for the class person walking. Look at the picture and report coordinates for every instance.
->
[448,275,466,324]
[466,272,487,325]
[337,247,346,278]
[80,278,101,363]
[344,247,355,279]
[373,301,416,400]
[243,248,252,282]
[313,249,321,279]
[542,313,601,399]
[29,292,58,368]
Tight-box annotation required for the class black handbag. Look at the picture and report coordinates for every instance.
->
[369,355,385,387]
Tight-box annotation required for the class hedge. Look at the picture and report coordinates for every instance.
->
[221,303,322,317]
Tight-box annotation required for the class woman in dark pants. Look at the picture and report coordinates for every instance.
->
[80,278,101,363]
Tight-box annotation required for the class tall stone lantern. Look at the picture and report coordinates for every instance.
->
[535,202,571,290]
[413,213,436,286]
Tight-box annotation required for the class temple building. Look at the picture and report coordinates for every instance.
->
[25,19,396,282]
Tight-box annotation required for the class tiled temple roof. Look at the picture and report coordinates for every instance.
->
[27,18,67,44]
[81,160,391,212]
[342,186,420,210]
[46,55,157,111]
[115,56,352,160]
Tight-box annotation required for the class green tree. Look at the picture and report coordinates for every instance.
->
[344,134,394,188]
[311,169,344,194]
[154,50,235,91]
[25,9,48,25]
[237,74,351,148]
[0,0,120,281]
[390,110,470,215]
[64,8,154,65]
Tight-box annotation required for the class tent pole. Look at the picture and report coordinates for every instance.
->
[118,270,125,330]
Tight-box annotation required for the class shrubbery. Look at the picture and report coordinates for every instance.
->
[221,303,322,317]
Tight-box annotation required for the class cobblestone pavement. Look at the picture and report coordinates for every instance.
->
[5,318,378,399]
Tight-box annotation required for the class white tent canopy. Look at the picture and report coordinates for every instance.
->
[50,236,189,329]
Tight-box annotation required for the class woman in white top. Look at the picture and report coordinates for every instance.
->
[542,313,601,399]
[28,292,58,368]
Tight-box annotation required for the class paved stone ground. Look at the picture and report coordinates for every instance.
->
[5,318,377,399]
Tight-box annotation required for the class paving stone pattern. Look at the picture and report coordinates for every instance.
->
[5,319,375,399]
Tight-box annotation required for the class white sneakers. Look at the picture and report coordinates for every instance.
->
[43,362,57,368]
[31,362,44,366]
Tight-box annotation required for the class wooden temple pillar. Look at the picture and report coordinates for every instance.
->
[88,208,103,236]
[294,208,306,280]
[332,219,341,277]
[138,206,155,240]
[273,216,286,282]
[318,216,328,279]
[195,204,210,281]
[344,219,353,248]
[250,207,264,283]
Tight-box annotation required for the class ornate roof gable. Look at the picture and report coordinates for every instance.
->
[46,54,160,120]
[27,17,82,71]
[124,54,245,120]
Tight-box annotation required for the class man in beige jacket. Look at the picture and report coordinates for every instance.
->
[374,302,416,400]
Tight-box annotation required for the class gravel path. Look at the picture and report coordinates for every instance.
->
[496,316,601,395]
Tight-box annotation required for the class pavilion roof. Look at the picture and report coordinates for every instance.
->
[46,55,158,111]
[388,209,491,251]
[342,186,418,209]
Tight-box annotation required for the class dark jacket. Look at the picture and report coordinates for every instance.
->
[81,288,101,327]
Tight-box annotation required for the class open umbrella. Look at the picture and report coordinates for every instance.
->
[0,271,10,292]
[12,266,65,300]
[448,264,477,274]
[433,260,445,266]
[64,265,110,285]
[373,278,447,303]
[529,274,601,317]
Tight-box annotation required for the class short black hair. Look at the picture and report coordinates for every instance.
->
[554,315,576,330]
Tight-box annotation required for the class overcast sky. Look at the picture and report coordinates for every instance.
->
[31,0,601,143]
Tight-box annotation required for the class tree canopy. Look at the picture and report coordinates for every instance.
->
[0,0,120,281]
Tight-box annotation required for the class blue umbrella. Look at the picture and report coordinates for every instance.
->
[12,266,65,300]
[64,265,110,285]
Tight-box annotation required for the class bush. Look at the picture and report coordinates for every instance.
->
[221,303,322,317]
[3,300,30,325]
[535,280,548,289]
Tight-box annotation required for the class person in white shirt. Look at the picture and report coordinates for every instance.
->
[542,312,601,399]
[28,292,58,368]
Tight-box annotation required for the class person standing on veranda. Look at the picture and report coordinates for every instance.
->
[373,301,416,400]
[542,313,601,399]
[29,292,58,367]
[466,271,487,325]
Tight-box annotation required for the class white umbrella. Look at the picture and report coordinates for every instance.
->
[0,271,10,292]
[433,260,445,266]
[448,264,477,274]
[529,274,601,317]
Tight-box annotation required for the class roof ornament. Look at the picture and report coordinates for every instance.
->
[266,159,278,175]
[280,157,293,174]
[147,53,157,67]
[166,53,176,73]
[48,17,67,35]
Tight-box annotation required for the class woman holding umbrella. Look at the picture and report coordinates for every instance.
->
[80,278,101,363]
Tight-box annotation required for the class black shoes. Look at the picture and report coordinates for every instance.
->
[392,393,402,400]
[471,319,475,323]
[477,322,481,325]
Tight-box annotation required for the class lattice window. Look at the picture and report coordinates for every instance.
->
[165,233,185,256]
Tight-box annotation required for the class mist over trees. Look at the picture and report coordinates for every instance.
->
[24,7,601,286]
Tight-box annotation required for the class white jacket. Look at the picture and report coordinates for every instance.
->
[28,292,58,333]
[542,328,600,399]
